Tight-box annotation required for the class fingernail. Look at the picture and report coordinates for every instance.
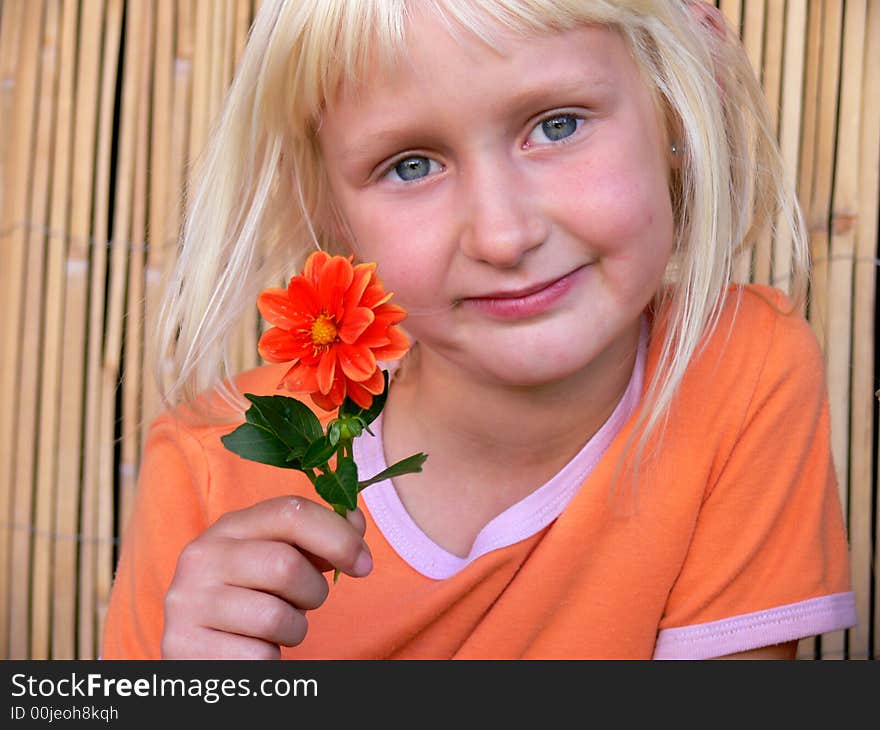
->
[352,545,372,576]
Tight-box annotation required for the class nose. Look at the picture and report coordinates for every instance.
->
[458,159,547,268]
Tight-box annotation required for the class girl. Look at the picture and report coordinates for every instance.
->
[102,0,856,659]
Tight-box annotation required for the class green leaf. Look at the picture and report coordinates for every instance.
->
[357,452,428,491]
[314,457,359,512]
[243,394,324,455]
[338,370,389,427]
[327,421,341,446]
[220,422,300,469]
[300,436,338,470]
[245,393,324,443]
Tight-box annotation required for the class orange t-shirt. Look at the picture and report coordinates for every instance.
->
[102,285,855,659]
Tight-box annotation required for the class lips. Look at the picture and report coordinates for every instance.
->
[473,274,572,300]
[461,264,589,320]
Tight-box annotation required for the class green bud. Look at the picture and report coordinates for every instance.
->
[337,418,364,441]
[328,421,341,446]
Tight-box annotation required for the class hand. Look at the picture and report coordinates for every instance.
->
[161,495,372,659]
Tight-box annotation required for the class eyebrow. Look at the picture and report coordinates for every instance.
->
[336,73,613,163]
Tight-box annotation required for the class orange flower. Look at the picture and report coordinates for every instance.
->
[257,251,410,411]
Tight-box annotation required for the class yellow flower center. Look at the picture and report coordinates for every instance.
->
[310,314,338,346]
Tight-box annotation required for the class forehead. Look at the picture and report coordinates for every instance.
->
[324,16,639,117]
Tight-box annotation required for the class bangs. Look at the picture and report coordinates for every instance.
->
[256,0,631,137]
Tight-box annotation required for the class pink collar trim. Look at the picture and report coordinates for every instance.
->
[356,316,648,579]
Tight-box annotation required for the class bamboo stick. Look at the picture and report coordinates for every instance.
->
[139,0,195,480]
[807,0,844,352]
[43,0,106,660]
[95,0,149,647]
[876,364,880,658]
[796,2,824,668]
[101,0,146,556]
[222,0,248,376]
[7,0,59,663]
[5,0,45,660]
[188,0,213,193]
[23,0,77,657]
[741,0,765,85]
[120,0,174,554]
[220,0,236,120]
[751,0,782,287]
[78,0,124,660]
[848,0,880,662]
[12,0,59,661]
[821,0,866,661]
[771,0,806,297]
[208,0,227,134]
[797,1,822,216]
[0,0,25,234]
[234,0,252,70]
[733,0,765,285]
[235,1,260,373]
[719,0,742,36]
[0,2,24,658]
[224,0,248,376]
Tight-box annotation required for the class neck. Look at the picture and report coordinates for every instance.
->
[383,319,643,478]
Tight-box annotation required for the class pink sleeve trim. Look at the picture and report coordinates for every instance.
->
[652,592,857,659]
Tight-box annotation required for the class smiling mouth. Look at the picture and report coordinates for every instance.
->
[461,264,590,319]
[472,270,581,300]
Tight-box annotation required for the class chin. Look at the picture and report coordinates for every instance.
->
[479,354,594,390]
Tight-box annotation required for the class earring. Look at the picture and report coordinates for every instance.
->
[671,141,682,156]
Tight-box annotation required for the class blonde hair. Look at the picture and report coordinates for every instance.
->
[157,0,808,490]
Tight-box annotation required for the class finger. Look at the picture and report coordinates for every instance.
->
[162,625,281,660]
[196,584,309,647]
[346,507,367,537]
[215,538,329,610]
[208,496,372,577]
[294,507,369,574]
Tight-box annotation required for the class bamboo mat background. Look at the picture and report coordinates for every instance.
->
[0,0,877,660]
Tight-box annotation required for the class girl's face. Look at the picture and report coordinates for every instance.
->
[318,17,676,388]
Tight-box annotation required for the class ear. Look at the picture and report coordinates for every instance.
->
[686,1,729,43]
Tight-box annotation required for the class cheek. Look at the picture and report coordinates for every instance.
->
[341,200,449,305]
[554,152,674,257]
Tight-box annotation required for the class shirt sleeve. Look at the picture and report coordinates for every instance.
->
[653,295,856,659]
[101,415,211,659]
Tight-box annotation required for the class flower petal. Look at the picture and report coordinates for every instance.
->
[303,250,330,285]
[344,263,375,310]
[317,255,354,316]
[361,278,393,308]
[372,302,407,326]
[286,276,321,314]
[359,367,386,395]
[355,319,392,349]
[337,306,375,344]
[337,342,377,382]
[346,379,375,410]
[311,373,346,411]
[256,288,306,330]
[355,304,407,349]
[258,327,306,363]
[371,326,410,361]
[278,361,319,393]
[316,349,337,395]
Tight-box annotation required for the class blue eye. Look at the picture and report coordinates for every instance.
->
[388,156,435,182]
[528,114,584,144]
